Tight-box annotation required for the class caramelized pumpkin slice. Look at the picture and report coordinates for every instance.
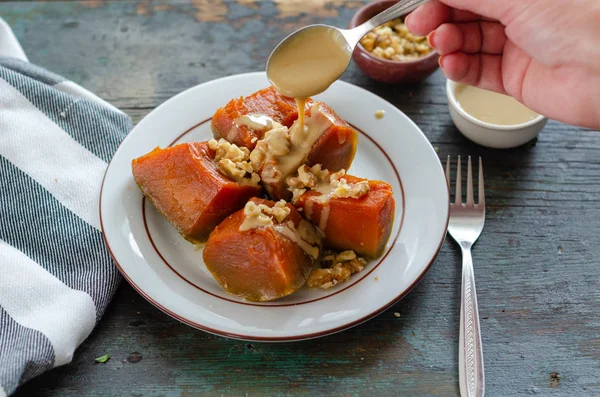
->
[295,175,395,258]
[131,142,261,243]
[211,86,312,150]
[305,102,357,173]
[203,198,321,302]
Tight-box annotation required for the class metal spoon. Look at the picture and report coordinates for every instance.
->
[266,0,429,97]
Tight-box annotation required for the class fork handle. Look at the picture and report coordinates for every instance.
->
[459,246,485,397]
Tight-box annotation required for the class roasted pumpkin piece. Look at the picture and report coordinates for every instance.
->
[211,86,313,150]
[294,175,395,258]
[305,102,358,173]
[131,142,261,243]
[203,198,322,302]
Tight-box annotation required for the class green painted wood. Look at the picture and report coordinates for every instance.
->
[1,1,599,396]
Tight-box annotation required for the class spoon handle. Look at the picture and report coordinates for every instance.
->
[345,0,430,45]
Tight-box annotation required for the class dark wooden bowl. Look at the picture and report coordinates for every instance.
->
[349,0,440,84]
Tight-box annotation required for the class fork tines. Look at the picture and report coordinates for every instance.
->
[445,156,485,207]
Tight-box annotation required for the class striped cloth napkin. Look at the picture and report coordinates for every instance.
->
[0,18,130,396]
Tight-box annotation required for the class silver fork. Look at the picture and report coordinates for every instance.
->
[445,156,486,397]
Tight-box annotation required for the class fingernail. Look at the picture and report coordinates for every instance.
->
[404,13,412,26]
[438,55,445,68]
[427,31,436,48]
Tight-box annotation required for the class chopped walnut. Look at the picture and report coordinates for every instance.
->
[218,159,246,180]
[336,250,356,262]
[209,138,249,163]
[239,200,291,232]
[309,164,329,179]
[345,257,367,273]
[240,201,273,230]
[287,164,329,190]
[329,169,346,181]
[236,161,254,174]
[331,178,370,199]
[326,170,370,200]
[307,264,351,289]
[287,166,370,203]
[359,18,432,61]
[287,164,331,204]
[360,32,376,52]
[208,138,259,186]
[269,200,292,223]
[307,250,367,289]
[297,165,318,188]
[291,188,307,204]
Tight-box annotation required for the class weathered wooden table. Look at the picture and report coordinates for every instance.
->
[3,1,599,396]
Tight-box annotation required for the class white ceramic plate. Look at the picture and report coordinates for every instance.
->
[100,72,449,341]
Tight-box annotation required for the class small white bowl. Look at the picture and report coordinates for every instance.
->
[446,79,548,149]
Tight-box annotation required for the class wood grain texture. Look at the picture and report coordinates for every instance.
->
[1,1,599,396]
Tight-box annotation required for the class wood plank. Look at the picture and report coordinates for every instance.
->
[1,1,598,396]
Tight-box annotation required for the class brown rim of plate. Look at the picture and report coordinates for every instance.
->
[99,117,450,342]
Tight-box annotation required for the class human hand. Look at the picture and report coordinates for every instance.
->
[405,0,600,129]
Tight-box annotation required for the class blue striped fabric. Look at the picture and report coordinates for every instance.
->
[0,307,54,392]
[0,155,120,319]
[0,57,63,85]
[0,65,129,163]
[0,55,130,396]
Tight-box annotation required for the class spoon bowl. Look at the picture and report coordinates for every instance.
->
[266,0,431,98]
[266,24,352,99]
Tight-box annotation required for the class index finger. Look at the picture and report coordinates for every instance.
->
[418,0,524,25]
[405,0,480,36]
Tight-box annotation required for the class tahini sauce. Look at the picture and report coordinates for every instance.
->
[455,84,539,126]
[235,114,278,131]
[262,26,353,250]
[267,25,351,128]
[255,103,337,199]
[274,221,320,260]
